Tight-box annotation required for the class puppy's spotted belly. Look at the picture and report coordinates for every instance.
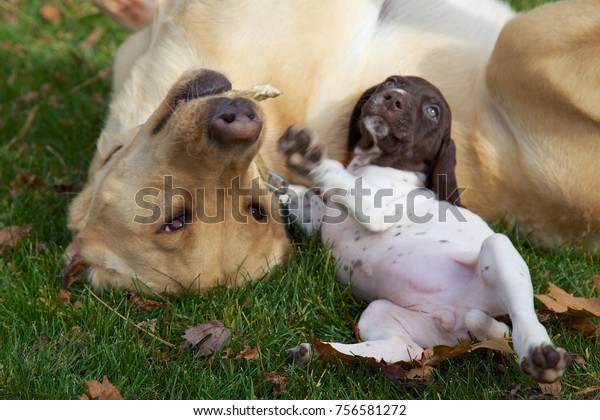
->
[322,215,483,315]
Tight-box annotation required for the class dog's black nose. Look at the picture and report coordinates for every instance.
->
[383,90,405,110]
[209,98,262,146]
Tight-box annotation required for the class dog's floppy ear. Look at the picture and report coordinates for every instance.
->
[347,85,378,151]
[428,131,463,206]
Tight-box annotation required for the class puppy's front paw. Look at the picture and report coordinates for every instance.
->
[278,125,323,176]
[520,344,570,383]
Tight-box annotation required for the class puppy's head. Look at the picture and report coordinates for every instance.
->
[65,69,290,295]
[348,75,461,205]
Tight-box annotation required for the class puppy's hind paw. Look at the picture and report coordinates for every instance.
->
[278,125,323,176]
[520,344,570,383]
[287,343,313,365]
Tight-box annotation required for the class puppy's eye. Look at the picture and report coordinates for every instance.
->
[162,212,188,233]
[425,105,440,121]
[384,79,396,88]
[249,203,267,222]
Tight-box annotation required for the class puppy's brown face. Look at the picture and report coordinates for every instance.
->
[66,69,290,295]
[349,75,461,205]
[351,75,452,171]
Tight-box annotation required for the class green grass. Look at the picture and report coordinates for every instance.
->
[1,0,599,400]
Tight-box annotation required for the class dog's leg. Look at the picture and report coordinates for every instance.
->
[286,184,327,236]
[291,299,437,364]
[465,309,510,341]
[477,233,569,382]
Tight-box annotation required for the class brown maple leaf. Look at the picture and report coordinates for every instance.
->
[535,279,600,318]
[0,226,31,248]
[368,360,430,388]
[535,278,600,340]
[180,320,231,357]
[235,344,261,361]
[78,376,123,400]
[127,292,171,312]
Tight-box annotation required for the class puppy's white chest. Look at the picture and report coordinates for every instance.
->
[350,164,426,194]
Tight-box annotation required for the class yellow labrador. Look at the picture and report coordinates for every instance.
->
[67,0,600,294]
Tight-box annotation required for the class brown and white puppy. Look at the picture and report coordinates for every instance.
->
[71,0,600,293]
[280,76,569,383]
[348,75,462,207]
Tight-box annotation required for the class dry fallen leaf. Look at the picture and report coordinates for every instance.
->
[568,317,600,340]
[57,289,71,303]
[539,380,563,397]
[535,279,600,318]
[39,289,77,308]
[79,27,105,52]
[407,365,435,381]
[180,320,231,356]
[573,385,600,400]
[370,361,429,388]
[261,371,289,396]
[40,3,61,24]
[0,226,31,248]
[570,353,587,365]
[60,254,87,288]
[127,292,171,312]
[235,344,261,361]
[11,172,45,196]
[469,337,515,354]
[535,279,600,341]
[78,376,123,400]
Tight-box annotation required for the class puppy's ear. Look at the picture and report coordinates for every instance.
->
[428,132,463,206]
[347,85,378,151]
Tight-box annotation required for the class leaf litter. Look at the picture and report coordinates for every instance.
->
[78,376,123,400]
[261,371,289,397]
[309,337,514,387]
[180,320,231,357]
[0,226,31,248]
[535,277,600,341]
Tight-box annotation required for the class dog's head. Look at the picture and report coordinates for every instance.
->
[348,75,461,205]
[65,69,290,295]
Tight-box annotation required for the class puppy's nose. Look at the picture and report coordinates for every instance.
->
[382,90,406,110]
[209,98,262,146]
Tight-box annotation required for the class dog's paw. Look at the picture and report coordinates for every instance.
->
[286,343,313,364]
[278,125,323,176]
[520,344,570,383]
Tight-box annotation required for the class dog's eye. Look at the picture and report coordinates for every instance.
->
[384,79,396,88]
[102,145,123,166]
[162,212,187,233]
[425,105,440,121]
[248,203,267,222]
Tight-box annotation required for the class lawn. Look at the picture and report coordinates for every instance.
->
[1,0,599,400]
